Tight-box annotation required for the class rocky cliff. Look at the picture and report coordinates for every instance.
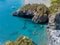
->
[12,4,49,24]
[47,12,60,45]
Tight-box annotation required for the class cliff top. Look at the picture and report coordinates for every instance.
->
[20,4,49,16]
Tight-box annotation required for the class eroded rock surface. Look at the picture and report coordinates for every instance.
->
[12,4,49,24]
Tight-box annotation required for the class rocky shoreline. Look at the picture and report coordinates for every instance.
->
[46,12,60,45]
[12,4,49,24]
[11,4,60,45]
[5,36,36,45]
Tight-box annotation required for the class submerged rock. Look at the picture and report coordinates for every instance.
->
[32,5,49,24]
[5,36,36,45]
[12,4,49,24]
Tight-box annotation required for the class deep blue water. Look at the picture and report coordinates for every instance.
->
[0,0,48,45]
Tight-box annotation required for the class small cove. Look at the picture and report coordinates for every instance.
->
[0,0,48,45]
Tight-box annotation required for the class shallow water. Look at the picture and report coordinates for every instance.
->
[0,0,48,45]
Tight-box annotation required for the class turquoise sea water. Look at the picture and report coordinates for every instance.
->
[0,0,48,45]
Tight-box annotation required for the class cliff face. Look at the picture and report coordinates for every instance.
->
[13,4,49,24]
[47,12,60,45]
[48,12,60,30]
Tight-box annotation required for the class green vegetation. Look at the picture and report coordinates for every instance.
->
[20,4,49,16]
[5,36,35,45]
[51,0,60,5]
[49,0,60,14]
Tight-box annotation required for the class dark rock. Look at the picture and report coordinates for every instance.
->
[55,12,60,24]
[13,10,34,19]
[13,10,49,24]
[54,12,60,30]
[32,14,48,24]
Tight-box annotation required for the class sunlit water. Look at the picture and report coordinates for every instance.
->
[0,0,48,45]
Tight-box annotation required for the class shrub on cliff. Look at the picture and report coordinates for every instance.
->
[20,4,49,15]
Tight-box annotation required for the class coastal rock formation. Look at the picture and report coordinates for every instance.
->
[5,36,35,45]
[12,4,49,24]
[48,12,60,30]
[32,4,49,24]
[13,10,34,19]
[32,14,48,24]
[47,12,60,45]
[5,41,15,45]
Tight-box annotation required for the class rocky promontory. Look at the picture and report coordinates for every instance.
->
[5,36,35,45]
[12,4,49,24]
